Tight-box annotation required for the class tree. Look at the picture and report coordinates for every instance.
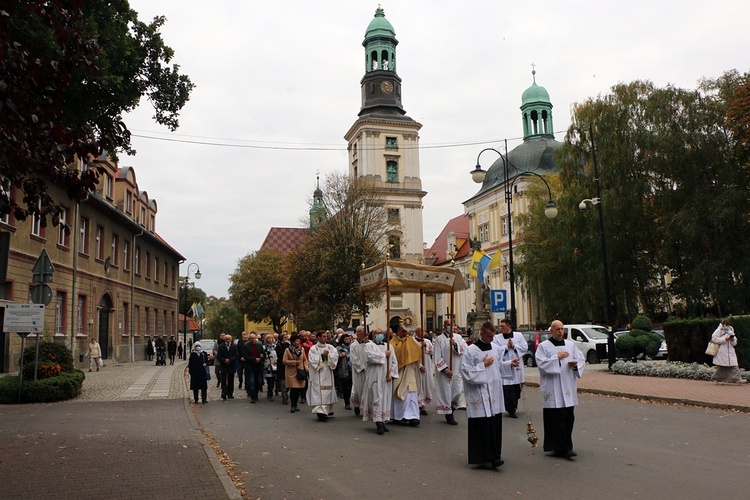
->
[0,1,193,224]
[204,302,244,339]
[229,249,290,333]
[282,172,387,330]
[517,71,750,322]
[180,285,207,316]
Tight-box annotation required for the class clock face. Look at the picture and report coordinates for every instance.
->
[380,81,394,93]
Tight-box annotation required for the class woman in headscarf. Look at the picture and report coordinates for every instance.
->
[711,318,742,384]
[188,341,209,404]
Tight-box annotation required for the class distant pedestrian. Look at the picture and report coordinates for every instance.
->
[263,334,278,401]
[86,338,102,372]
[177,341,184,360]
[711,319,742,384]
[167,336,177,365]
[146,337,154,361]
[535,320,585,459]
[241,332,265,403]
[236,332,248,390]
[188,341,209,404]
[276,334,290,405]
[336,332,353,410]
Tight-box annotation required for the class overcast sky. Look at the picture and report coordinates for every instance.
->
[122,0,749,298]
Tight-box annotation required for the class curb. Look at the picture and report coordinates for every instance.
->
[181,367,243,500]
[523,381,750,413]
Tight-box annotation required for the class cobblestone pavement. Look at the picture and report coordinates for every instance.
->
[0,359,242,499]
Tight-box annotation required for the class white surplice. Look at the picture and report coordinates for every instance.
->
[492,331,528,385]
[433,332,467,414]
[461,342,515,418]
[535,339,585,408]
[349,340,368,409]
[418,338,435,406]
[307,342,339,415]
[361,342,399,422]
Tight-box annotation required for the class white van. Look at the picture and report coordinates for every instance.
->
[563,324,610,364]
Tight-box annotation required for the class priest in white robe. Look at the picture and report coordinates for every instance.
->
[434,320,467,425]
[415,327,435,415]
[535,320,585,459]
[492,319,528,418]
[307,331,339,422]
[390,326,422,426]
[461,321,519,468]
[361,328,399,435]
[349,326,368,416]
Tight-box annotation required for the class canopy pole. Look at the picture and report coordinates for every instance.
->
[361,291,367,335]
[449,284,455,374]
[420,289,425,366]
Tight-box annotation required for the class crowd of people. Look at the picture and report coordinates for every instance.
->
[187,319,587,469]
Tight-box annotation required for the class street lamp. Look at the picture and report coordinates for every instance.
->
[471,144,558,329]
[578,125,616,368]
[181,262,201,360]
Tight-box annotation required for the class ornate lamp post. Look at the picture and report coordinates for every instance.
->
[471,144,558,329]
[181,263,201,360]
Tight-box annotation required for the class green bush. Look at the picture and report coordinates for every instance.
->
[616,330,661,361]
[0,370,85,404]
[21,341,74,380]
[664,317,749,369]
[631,315,653,333]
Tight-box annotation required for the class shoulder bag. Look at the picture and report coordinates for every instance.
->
[705,341,719,356]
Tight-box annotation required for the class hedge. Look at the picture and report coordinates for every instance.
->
[663,317,749,369]
[0,370,85,404]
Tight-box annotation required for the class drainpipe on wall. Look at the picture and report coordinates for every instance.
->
[131,228,145,362]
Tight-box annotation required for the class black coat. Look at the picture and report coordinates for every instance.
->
[167,339,177,355]
[188,351,208,390]
[241,340,265,368]
[216,342,239,373]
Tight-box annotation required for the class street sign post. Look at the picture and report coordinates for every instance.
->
[490,289,507,313]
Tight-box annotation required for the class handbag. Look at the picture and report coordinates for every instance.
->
[205,366,211,380]
[296,368,308,380]
[97,358,104,368]
[705,341,719,356]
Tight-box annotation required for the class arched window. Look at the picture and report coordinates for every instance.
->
[386,161,398,183]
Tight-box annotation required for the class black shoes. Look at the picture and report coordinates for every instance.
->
[492,459,505,468]
[508,412,518,418]
[408,419,420,427]
[445,414,458,425]
[345,404,352,410]
[552,450,577,459]
[376,422,385,435]
[221,394,227,400]
[419,408,428,416]
[354,407,360,416]
[316,413,329,422]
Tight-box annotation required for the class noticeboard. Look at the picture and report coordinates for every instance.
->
[3,304,45,333]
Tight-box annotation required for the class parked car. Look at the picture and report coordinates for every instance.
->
[200,339,216,365]
[563,324,610,364]
[652,329,668,359]
[521,331,552,367]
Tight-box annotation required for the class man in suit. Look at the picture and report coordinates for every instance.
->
[216,333,238,400]
[241,332,265,403]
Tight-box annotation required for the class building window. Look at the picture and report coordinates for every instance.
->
[388,235,401,259]
[31,205,42,237]
[135,305,140,335]
[154,257,159,283]
[478,223,490,243]
[79,217,89,254]
[111,234,119,266]
[145,307,150,337]
[164,310,168,336]
[77,295,86,335]
[57,207,69,247]
[501,215,512,236]
[123,302,129,336]
[385,136,398,149]
[123,240,130,271]
[105,174,113,199]
[95,225,104,260]
[55,291,66,334]
[172,266,177,288]
[163,261,168,285]
[386,161,398,183]
[150,214,155,232]
[145,251,151,279]
[154,308,159,336]
[388,208,400,225]
[140,207,146,226]
[125,192,132,214]
[134,246,141,275]
[390,292,403,309]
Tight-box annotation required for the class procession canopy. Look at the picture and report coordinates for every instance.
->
[359,261,468,293]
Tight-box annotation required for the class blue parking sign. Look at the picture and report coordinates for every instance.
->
[490,290,507,313]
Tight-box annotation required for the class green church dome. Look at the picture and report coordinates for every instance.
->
[521,70,551,106]
[364,7,396,42]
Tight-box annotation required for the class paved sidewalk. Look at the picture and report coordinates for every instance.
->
[523,362,750,412]
[0,360,241,499]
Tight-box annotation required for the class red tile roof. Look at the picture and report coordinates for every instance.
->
[424,214,471,266]
[260,227,309,254]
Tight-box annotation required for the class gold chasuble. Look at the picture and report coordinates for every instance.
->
[390,336,422,400]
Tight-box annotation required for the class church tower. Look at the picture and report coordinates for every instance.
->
[309,173,326,230]
[344,7,426,331]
